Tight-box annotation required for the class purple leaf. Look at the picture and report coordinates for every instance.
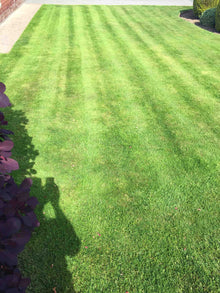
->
[26,197,39,209]
[0,129,14,135]
[0,199,4,208]
[0,250,17,266]
[0,92,11,108]
[0,112,8,125]
[0,150,12,158]
[0,83,6,93]
[0,222,9,236]
[2,231,31,253]
[0,189,13,201]
[18,178,32,192]
[0,175,5,187]
[0,278,7,291]
[3,202,16,217]
[0,157,19,174]
[18,278,31,289]
[22,211,38,227]
[5,271,20,288]
[0,112,5,121]
[2,241,23,254]
[7,217,21,235]
[0,140,14,151]
[0,217,21,237]
[6,288,20,293]
[16,191,29,203]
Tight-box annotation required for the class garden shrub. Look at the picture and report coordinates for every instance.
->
[200,7,217,27]
[216,1,220,31]
[0,82,39,292]
[193,0,219,18]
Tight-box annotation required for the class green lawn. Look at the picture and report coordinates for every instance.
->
[0,5,220,292]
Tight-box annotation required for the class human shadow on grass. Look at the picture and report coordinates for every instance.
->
[22,177,81,293]
[4,106,81,292]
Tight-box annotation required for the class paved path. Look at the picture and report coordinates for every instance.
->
[0,3,41,53]
[26,0,193,5]
[0,0,192,54]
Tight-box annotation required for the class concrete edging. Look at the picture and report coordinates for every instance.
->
[0,3,42,53]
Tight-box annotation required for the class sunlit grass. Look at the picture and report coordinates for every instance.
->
[0,5,219,292]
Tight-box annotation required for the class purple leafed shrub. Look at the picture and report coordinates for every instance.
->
[0,83,39,292]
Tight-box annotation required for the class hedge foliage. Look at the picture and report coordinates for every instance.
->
[216,1,220,31]
[200,7,217,27]
[193,0,219,18]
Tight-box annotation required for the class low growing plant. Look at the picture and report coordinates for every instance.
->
[0,82,39,292]
[200,7,217,27]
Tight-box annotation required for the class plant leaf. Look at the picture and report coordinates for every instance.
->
[0,82,6,93]
[0,92,11,108]
[0,158,19,174]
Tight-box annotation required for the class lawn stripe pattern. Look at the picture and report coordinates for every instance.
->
[0,5,219,292]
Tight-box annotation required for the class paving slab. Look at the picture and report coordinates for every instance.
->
[26,0,193,5]
[0,3,42,53]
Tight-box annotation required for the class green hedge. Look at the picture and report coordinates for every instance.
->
[200,7,216,27]
[216,1,220,31]
[193,0,219,18]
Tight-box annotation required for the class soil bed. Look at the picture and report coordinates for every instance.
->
[180,9,220,34]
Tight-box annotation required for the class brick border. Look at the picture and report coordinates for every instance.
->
[0,0,25,23]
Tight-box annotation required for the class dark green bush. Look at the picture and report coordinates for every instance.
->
[216,1,220,31]
[193,0,219,18]
[200,7,216,27]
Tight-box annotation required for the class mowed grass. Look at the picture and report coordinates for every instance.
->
[0,5,220,292]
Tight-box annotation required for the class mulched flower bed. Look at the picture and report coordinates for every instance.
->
[179,9,220,34]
